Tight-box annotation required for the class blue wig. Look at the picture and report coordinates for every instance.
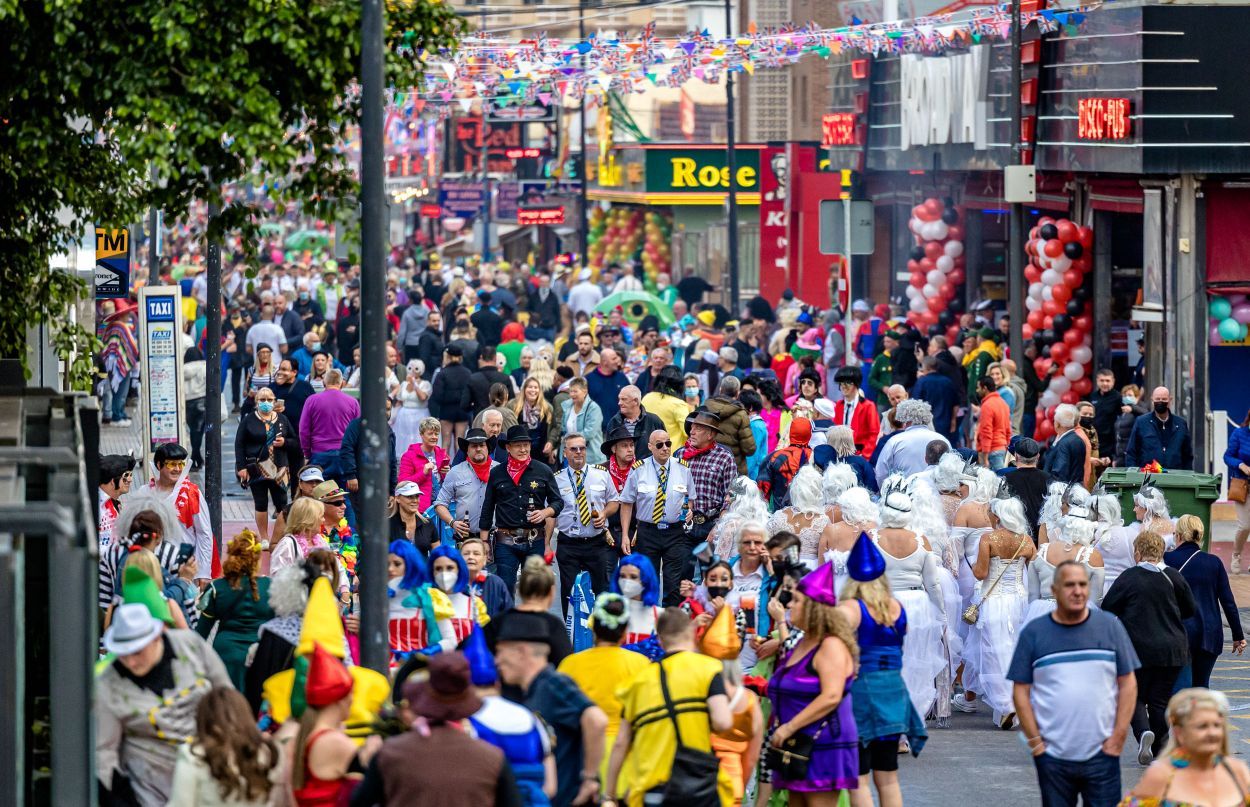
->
[389,540,429,590]
[429,544,471,594]
[611,554,660,607]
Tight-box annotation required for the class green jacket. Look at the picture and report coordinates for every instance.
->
[963,342,998,403]
[868,351,894,407]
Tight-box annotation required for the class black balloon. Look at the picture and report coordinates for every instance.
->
[910,245,926,262]
[1064,242,1084,259]
[1065,299,1083,317]
[943,196,956,210]
[948,297,966,314]
[941,208,960,225]
[1052,314,1072,333]
[1072,286,1089,302]
[928,324,943,337]
[1041,344,1052,358]
[1039,223,1059,241]
[1037,329,1055,345]
[938,310,954,327]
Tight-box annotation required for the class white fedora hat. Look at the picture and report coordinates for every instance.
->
[103,603,164,656]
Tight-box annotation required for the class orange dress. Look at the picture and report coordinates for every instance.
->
[711,688,758,805]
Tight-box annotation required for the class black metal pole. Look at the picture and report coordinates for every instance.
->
[724,0,740,315]
[359,0,390,674]
[578,0,589,266]
[204,203,222,543]
[148,167,160,281]
[1007,0,1025,364]
[479,5,493,262]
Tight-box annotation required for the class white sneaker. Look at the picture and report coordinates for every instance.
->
[951,693,978,713]
[115,418,133,427]
[1233,553,1242,575]
[1138,731,1155,766]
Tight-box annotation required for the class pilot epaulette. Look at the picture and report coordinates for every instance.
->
[592,463,607,471]
[677,457,690,467]
[632,460,645,470]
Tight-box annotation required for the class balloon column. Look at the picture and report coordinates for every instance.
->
[641,210,673,285]
[904,197,967,343]
[1208,294,1250,345]
[1023,217,1095,441]
[587,206,647,271]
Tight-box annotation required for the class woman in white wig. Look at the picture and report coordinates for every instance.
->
[766,464,833,568]
[1092,491,1135,591]
[709,475,771,561]
[950,467,1006,714]
[819,486,878,599]
[931,453,973,526]
[910,475,963,728]
[1027,495,1105,622]
[822,462,860,522]
[873,475,948,722]
[1132,483,1176,547]
[1036,481,1070,545]
[966,495,1036,729]
[98,487,184,610]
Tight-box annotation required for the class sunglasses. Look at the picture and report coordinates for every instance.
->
[162,460,187,470]
[324,499,346,507]
[121,472,134,482]
[652,440,673,449]
[566,446,587,453]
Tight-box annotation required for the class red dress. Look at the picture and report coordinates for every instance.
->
[293,729,354,806]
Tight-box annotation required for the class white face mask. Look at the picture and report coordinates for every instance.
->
[618,578,643,600]
[435,571,458,592]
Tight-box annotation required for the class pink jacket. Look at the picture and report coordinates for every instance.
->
[398,444,449,510]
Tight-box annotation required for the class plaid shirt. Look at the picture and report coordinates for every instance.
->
[680,443,736,514]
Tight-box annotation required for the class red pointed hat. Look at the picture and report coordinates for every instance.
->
[305,642,353,708]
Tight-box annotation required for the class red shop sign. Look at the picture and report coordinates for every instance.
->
[420,204,442,218]
[1077,98,1132,140]
[517,205,566,225]
[821,113,858,147]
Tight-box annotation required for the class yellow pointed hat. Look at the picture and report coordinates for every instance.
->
[700,604,742,661]
[297,577,346,658]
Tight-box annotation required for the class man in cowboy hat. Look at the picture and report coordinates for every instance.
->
[553,431,616,618]
[479,425,564,588]
[599,426,638,564]
[355,653,524,805]
[434,428,499,541]
[678,409,736,579]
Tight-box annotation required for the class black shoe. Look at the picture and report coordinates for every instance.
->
[192,461,203,471]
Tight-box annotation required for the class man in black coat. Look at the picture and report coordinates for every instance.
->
[999,438,1051,539]
[430,344,474,427]
[464,345,513,421]
[525,273,563,341]
[470,291,504,348]
[603,385,665,460]
[1043,405,1087,484]
[1088,368,1122,463]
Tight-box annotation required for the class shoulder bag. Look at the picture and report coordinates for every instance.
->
[762,649,836,780]
[1229,477,1248,504]
[962,533,1031,625]
[656,657,721,807]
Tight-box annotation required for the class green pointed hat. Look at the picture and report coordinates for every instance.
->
[122,562,175,626]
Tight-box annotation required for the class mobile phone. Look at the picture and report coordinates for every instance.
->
[175,542,195,566]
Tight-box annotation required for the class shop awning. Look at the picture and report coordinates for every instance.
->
[1088,179,1143,214]
[1206,185,1250,287]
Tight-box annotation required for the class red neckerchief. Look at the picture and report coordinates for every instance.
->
[469,456,491,484]
[607,456,631,491]
[682,442,717,462]
[506,456,531,485]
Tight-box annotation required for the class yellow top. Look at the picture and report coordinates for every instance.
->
[558,646,650,738]
[640,391,689,446]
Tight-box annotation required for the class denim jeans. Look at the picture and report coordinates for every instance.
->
[494,538,543,593]
[111,375,133,421]
[1033,750,1121,807]
[989,450,1007,471]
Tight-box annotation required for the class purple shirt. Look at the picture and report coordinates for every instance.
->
[300,388,361,456]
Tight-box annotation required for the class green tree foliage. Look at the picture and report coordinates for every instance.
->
[1,0,464,383]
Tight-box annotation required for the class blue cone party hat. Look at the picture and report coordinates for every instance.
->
[848,531,886,582]
[463,625,498,688]
[797,561,838,606]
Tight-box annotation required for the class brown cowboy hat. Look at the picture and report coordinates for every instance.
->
[686,409,725,435]
[402,652,482,722]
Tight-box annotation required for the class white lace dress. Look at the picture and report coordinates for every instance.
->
[875,531,948,721]
[966,553,1029,722]
[767,509,830,569]
[1026,544,1105,623]
[391,380,431,459]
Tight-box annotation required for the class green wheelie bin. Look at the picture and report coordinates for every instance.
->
[1097,468,1223,550]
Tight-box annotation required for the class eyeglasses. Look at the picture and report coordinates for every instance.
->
[121,472,134,482]
[653,441,672,449]
[162,461,187,470]
[324,499,346,507]
[566,446,586,453]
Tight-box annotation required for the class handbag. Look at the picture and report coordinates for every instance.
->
[763,651,835,780]
[962,533,1031,625]
[656,657,721,807]
[1230,477,1248,504]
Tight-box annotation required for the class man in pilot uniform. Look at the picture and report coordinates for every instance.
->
[617,428,693,606]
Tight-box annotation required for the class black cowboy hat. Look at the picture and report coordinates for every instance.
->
[601,426,635,455]
[502,424,532,445]
[458,428,490,452]
[686,409,726,435]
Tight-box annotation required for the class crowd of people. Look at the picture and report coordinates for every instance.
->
[93,248,1249,807]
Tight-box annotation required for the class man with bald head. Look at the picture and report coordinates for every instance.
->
[1124,386,1192,469]
[618,428,694,605]
[604,384,665,459]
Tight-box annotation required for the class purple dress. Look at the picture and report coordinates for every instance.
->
[768,641,859,792]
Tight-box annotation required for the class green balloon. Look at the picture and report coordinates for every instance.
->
[1218,317,1242,341]
[1210,296,1232,320]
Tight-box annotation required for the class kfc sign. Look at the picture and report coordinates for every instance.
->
[1077,98,1132,141]
[821,113,858,147]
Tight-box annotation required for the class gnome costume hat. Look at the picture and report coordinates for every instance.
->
[304,643,354,708]
[462,626,498,688]
[797,561,838,606]
[121,562,176,626]
[847,531,887,582]
[700,604,743,661]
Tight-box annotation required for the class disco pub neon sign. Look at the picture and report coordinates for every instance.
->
[1077,98,1132,140]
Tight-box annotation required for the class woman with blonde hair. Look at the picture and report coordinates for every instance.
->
[1119,688,1250,806]
[397,416,449,510]
[197,531,275,689]
[270,498,348,596]
[103,547,190,630]
[512,375,555,460]
[1165,514,1247,689]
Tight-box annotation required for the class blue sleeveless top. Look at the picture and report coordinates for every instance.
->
[469,695,551,807]
[856,599,906,672]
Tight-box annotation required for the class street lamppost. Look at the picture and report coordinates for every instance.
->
[578,0,589,267]
[724,0,740,314]
[1007,0,1025,364]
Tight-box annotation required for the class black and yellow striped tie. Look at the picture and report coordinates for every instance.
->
[653,463,668,523]
[575,469,591,525]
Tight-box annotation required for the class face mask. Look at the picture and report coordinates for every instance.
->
[706,585,731,600]
[685,388,699,399]
[1079,415,1094,428]
[618,578,643,599]
[299,291,309,301]
[1153,401,1170,415]
[258,401,274,414]
[435,571,458,592]
[777,589,794,607]
[1122,396,1137,406]
[310,342,322,352]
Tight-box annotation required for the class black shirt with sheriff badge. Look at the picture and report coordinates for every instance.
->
[479,461,564,532]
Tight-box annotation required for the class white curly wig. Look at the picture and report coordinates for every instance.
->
[968,468,1002,504]
[788,465,826,514]
[932,452,967,493]
[990,497,1031,536]
[878,474,914,529]
[822,463,859,506]
[268,564,310,617]
[1133,486,1170,520]
[837,487,878,528]
[113,487,182,547]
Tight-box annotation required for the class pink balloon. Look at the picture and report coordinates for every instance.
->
[1232,302,1250,325]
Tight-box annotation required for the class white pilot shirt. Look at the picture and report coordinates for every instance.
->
[619,455,693,526]
[555,464,617,538]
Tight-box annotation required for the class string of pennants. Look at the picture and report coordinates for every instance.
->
[388,2,1092,116]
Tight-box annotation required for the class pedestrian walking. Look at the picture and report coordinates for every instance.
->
[168,688,280,807]
[479,425,563,589]
[553,432,615,617]
[433,428,496,542]
[196,531,275,690]
[1224,408,1250,573]
[235,386,293,544]
[556,377,605,464]
[298,369,360,484]
[1124,386,1193,470]
[431,344,473,451]
[149,443,216,580]
[617,429,694,606]
[1164,514,1246,689]
[1043,405,1087,485]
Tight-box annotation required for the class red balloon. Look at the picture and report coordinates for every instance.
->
[910,272,925,289]
[1043,300,1062,316]
[1061,390,1080,405]
[1063,327,1084,347]
[1036,419,1054,441]
[915,205,937,222]
[1051,284,1072,304]
[1072,377,1092,397]
[1025,265,1042,283]
[1074,257,1092,274]
[925,198,943,218]
[1043,315,1054,330]
[1029,227,1039,241]
[1078,226,1094,248]
[1043,239,1064,258]
[1056,220,1079,243]
[1022,323,1035,340]
[919,257,935,273]
[1025,240,1036,257]
[1050,342,1069,364]
[925,242,944,262]
[1063,269,1083,289]
[1033,358,1048,377]
[1046,405,1059,420]
[1074,315,1093,333]
[939,282,955,299]
[907,259,920,273]
[1027,310,1045,329]
[928,296,947,313]
[946,325,961,344]
[947,226,964,242]
[948,268,966,285]
[1039,216,1055,227]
